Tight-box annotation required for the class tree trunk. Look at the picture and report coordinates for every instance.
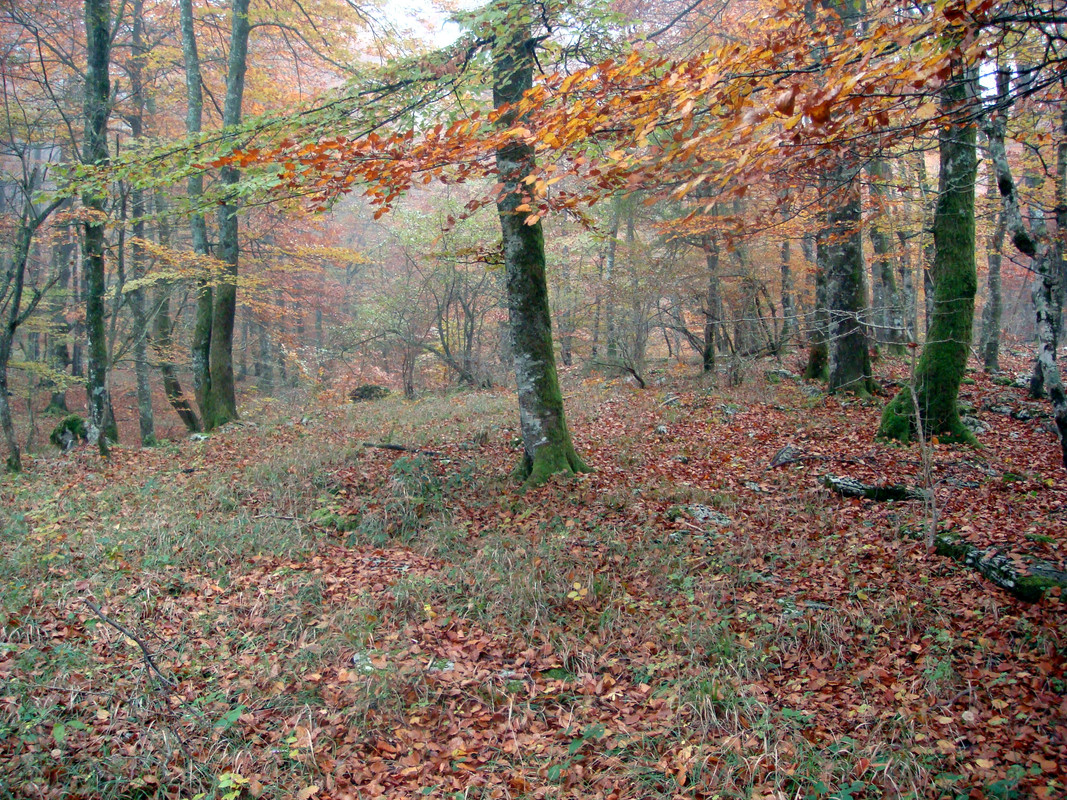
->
[804,226,830,381]
[703,235,720,373]
[825,168,873,394]
[180,0,214,425]
[205,0,251,429]
[152,196,201,432]
[603,200,620,364]
[45,210,74,415]
[984,93,1067,467]
[868,159,906,353]
[83,0,117,453]
[879,65,979,443]
[492,6,587,485]
[129,0,155,446]
[780,235,795,351]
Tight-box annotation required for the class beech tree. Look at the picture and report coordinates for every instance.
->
[492,0,587,483]
[83,0,117,452]
[984,86,1067,467]
[878,63,979,443]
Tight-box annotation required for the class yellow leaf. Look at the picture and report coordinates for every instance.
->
[296,786,320,800]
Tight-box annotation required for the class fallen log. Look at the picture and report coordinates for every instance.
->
[822,474,1067,601]
[822,474,929,502]
[362,442,444,457]
[902,528,1067,603]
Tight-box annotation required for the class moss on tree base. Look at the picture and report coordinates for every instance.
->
[517,441,590,488]
[877,391,978,446]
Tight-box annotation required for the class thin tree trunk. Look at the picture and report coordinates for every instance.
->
[45,209,74,414]
[83,0,116,452]
[492,5,586,484]
[780,234,795,351]
[128,0,155,445]
[180,0,214,424]
[868,159,906,353]
[703,235,720,373]
[804,224,830,381]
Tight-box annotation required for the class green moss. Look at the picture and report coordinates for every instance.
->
[49,415,88,450]
[803,342,829,382]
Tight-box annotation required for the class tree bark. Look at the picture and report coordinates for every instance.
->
[492,5,587,485]
[204,0,250,429]
[804,224,830,381]
[703,235,720,372]
[128,0,155,445]
[879,65,979,443]
[979,69,1010,372]
[984,93,1067,467]
[152,196,201,432]
[180,0,213,424]
[825,168,873,394]
[83,0,117,453]
[868,159,906,353]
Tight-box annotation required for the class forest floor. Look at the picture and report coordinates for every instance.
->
[1,351,1065,800]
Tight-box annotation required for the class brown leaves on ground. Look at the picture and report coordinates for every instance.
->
[1,354,1064,799]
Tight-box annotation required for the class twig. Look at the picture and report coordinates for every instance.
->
[252,513,310,523]
[84,600,176,689]
[361,442,444,456]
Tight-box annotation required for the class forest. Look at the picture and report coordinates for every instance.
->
[1,0,1066,797]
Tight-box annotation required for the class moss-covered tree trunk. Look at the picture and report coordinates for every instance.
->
[492,5,587,485]
[83,0,117,453]
[879,65,978,443]
[825,168,873,394]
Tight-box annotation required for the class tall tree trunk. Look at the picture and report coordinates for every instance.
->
[879,65,979,443]
[985,93,1067,467]
[826,168,873,393]
[981,194,1005,372]
[83,0,117,452]
[128,0,155,445]
[180,0,214,424]
[979,67,1010,372]
[205,0,250,428]
[492,5,586,485]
